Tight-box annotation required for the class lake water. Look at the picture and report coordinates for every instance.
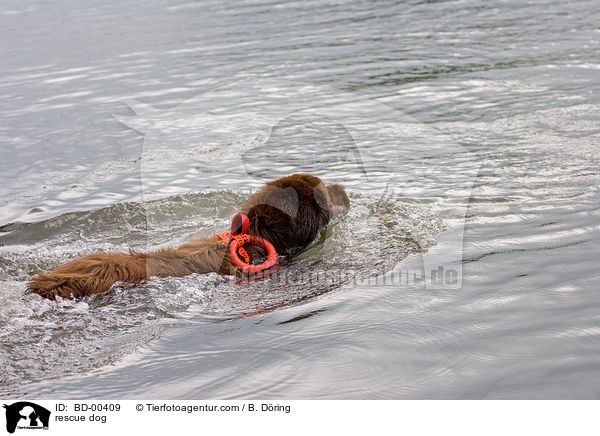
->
[0,0,599,399]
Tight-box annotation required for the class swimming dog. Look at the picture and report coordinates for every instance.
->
[28,174,349,299]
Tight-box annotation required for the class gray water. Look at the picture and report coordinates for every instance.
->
[0,0,599,399]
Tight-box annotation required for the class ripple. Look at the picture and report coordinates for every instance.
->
[0,187,442,394]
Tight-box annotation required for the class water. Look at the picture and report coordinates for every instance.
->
[0,0,599,399]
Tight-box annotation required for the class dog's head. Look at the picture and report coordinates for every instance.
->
[238,174,349,257]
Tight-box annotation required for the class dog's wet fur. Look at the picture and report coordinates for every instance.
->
[28,174,350,299]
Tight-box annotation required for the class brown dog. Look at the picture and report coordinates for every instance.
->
[28,174,350,299]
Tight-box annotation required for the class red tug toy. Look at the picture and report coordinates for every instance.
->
[209,213,279,275]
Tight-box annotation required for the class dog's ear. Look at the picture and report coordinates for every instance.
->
[246,185,298,234]
[313,182,329,211]
[247,203,293,235]
[247,203,295,253]
[252,185,299,218]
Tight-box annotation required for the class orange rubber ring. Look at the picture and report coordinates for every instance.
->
[229,234,278,274]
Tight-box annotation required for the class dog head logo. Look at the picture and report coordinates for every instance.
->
[3,402,50,434]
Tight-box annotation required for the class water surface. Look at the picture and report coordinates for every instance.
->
[0,0,599,399]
